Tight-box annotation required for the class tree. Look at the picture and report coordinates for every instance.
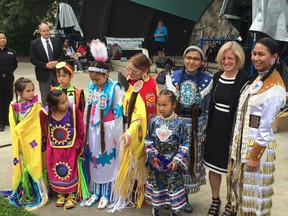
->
[0,0,82,56]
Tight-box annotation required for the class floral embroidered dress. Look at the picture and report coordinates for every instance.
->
[145,114,190,211]
[6,95,48,210]
[171,69,213,193]
[40,104,84,194]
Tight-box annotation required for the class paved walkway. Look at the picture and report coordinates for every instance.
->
[0,62,287,216]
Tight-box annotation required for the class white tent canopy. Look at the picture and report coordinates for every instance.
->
[55,2,83,37]
[249,0,288,42]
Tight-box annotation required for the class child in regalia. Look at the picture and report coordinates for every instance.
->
[84,40,123,209]
[39,90,84,209]
[51,62,86,114]
[7,77,48,210]
[145,90,190,216]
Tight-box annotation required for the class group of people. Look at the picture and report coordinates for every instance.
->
[155,38,286,216]
[0,20,286,216]
[63,39,94,73]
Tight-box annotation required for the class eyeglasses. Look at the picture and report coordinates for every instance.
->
[126,66,142,75]
[185,56,202,62]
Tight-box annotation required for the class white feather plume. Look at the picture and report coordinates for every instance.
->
[90,39,108,62]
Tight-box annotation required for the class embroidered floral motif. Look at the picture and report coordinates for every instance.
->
[156,124,173,142]
[13,157,19,166]
[29,140,38,148]
[179,80,198,106]
[92,90,99,104]
[53,161,72,180]
[99,94,108,109]
[50,124,71,146]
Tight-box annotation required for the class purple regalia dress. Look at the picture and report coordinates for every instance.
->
[40,104,84,194]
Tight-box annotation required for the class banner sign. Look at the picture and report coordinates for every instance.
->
[106,37,144,50]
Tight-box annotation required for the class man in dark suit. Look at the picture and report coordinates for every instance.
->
[30,22,64,106]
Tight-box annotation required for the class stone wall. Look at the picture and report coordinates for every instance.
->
[190,0,239,51]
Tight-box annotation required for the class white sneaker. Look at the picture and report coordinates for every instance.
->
[98,196,109,209]
[78,70,83,73]
[85,194,99,207]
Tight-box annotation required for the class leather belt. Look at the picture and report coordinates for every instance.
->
[249,115,261,129]
[179,108,193,118]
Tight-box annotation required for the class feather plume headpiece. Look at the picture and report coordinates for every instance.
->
[90,39,108,63]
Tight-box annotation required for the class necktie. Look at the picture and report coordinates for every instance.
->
[46,40,53,61]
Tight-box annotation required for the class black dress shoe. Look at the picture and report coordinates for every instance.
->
[0,124,5,132]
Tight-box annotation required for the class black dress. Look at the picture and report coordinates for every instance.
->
[203,75,235,174]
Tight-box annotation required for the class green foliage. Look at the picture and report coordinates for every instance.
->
[0,0,82,56]
[0,196,39,216]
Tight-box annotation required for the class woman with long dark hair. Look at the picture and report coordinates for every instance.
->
[171,45,213,213]
[224,37,286,216]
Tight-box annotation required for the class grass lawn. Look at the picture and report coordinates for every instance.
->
[0,196,38,216]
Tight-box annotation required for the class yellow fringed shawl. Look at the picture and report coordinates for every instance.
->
[111,84,148,210]
[9,103,44,191]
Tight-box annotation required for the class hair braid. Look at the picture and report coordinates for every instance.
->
[84,104,91,145]
[260,62,278,83]
[100,109,105,154]
[127,92,138,128]
[189,70,201,177]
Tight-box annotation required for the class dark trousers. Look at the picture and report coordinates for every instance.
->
[0,74,14,125]
[39,70,59,106]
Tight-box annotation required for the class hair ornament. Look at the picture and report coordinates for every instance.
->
[56,61,74,76]
[183,45,206,61]
[88,66,108,74]
[90,39,108,63]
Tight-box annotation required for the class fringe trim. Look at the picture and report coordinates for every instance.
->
[8,178,48,211]
[240,210,271,216]
[25,180,49,211]
[108,147,147,212]
[242,184,274,198]
[76,156,90,201]
[240,197,272,215]
[200,78,213,99]
[183,173,206,194]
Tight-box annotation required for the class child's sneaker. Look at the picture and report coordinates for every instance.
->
[97,196,109,209]
[85,194,99,207]
[56,194,66,207]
